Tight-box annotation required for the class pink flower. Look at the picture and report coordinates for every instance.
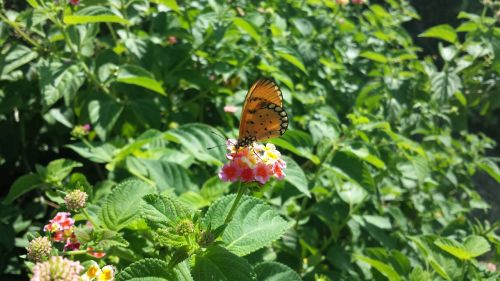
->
[82,124,91,132]
[219,140,286,185]
[224,105,238,113]
[219,162,241,182]
[254,163,272,184]
[43,212,80,251]
[69,0,80,5]
[352,0,364,4]
[240,167,255,182]
[87,247,106,259]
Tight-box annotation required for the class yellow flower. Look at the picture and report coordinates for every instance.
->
[80,261,101,281]
[97,265,114,281]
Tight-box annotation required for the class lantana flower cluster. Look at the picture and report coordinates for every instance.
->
[219,140,286,184]
[43,212,80,251]
[81,261,115,281]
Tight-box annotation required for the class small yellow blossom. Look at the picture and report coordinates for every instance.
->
[97,265,114,281]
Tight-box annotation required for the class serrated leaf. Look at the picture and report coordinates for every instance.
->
[255,261,301,281]
[203,195,292,256]
[165,123,226,166]
[355,255,401,281]
[99,179,155,231]
[193,246,256,281]
[0,44,38,79]
[233,18,260,42]
[419,24,457,43]
[117,258,180,281]
[409,266,432,281]
[141,194,193,229]
[116,65,166,95]
[282,156,310,197]
[44,159,83,184]
[3,174,43,204]
[463,235,491,258]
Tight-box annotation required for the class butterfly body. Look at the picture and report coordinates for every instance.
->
[235,78,288,149]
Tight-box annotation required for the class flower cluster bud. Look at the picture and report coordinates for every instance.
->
[26,237,52,262]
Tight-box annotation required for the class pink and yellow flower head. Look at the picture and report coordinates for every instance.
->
[219,139,286,184]
[43,212,80,251]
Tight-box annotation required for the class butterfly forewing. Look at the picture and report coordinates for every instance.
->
[238,78,288,145]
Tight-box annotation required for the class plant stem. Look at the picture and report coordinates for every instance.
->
[0,13,41,48]
[82,207,100,230]
[223,183,245,225]
[63,250,87,256]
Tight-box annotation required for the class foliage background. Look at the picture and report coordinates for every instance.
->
[0,0,499,280]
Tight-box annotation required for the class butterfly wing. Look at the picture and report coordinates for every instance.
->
[238,79,288,143]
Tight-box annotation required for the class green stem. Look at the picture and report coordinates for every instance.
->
[223,183,245,225]
[82,208,100,230]
[63,250,88,256]
[0,13,40,48]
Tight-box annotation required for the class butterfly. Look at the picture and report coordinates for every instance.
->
[235,78,289,148]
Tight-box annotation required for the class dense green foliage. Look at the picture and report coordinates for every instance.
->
[0,0,499,280]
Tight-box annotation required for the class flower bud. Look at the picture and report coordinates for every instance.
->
[198,230,215,247]
[176,219,195,236]
[70,124,90,139]
[64,190,88,211]
[26,237,52,262]
[336,0,349,6]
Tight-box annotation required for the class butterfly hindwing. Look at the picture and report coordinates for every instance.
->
[238,78,288,145]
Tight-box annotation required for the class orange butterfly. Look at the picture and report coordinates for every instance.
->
[235,78,289,148]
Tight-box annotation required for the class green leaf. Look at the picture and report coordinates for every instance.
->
[203,195,292,256]
[431,71,462,99]
[126,157,195,194]
[233,18,260,42]
[0,44,38,80]
[409,266,432,281]
[276,51,307,74]
[419,24,457,44]
[343,144,386,169]
[44,159,83,184]
[65,6,128,24]
[337,181,367,205]
[435,236,490,260]
[355,255,401,281]
[165,123,226,166]
[282,156,310,197]
[151,0,180,13]
[3,174,43,204]
[117,258,182,281]
[99,179,155,231]
[66,142,115,163]
[88,97,124,141]
[269,129,319,164]
[141,194,193,229]
[331,151,375,191]
[255,262,301,281]
[64,15,129,25]
[193,246,256,281]
[477,158,500,183]
[38,60,85,108]
[116,65,166,96]
[360,51,388,63]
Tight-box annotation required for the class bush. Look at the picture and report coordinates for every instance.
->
[0,0,499,280]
